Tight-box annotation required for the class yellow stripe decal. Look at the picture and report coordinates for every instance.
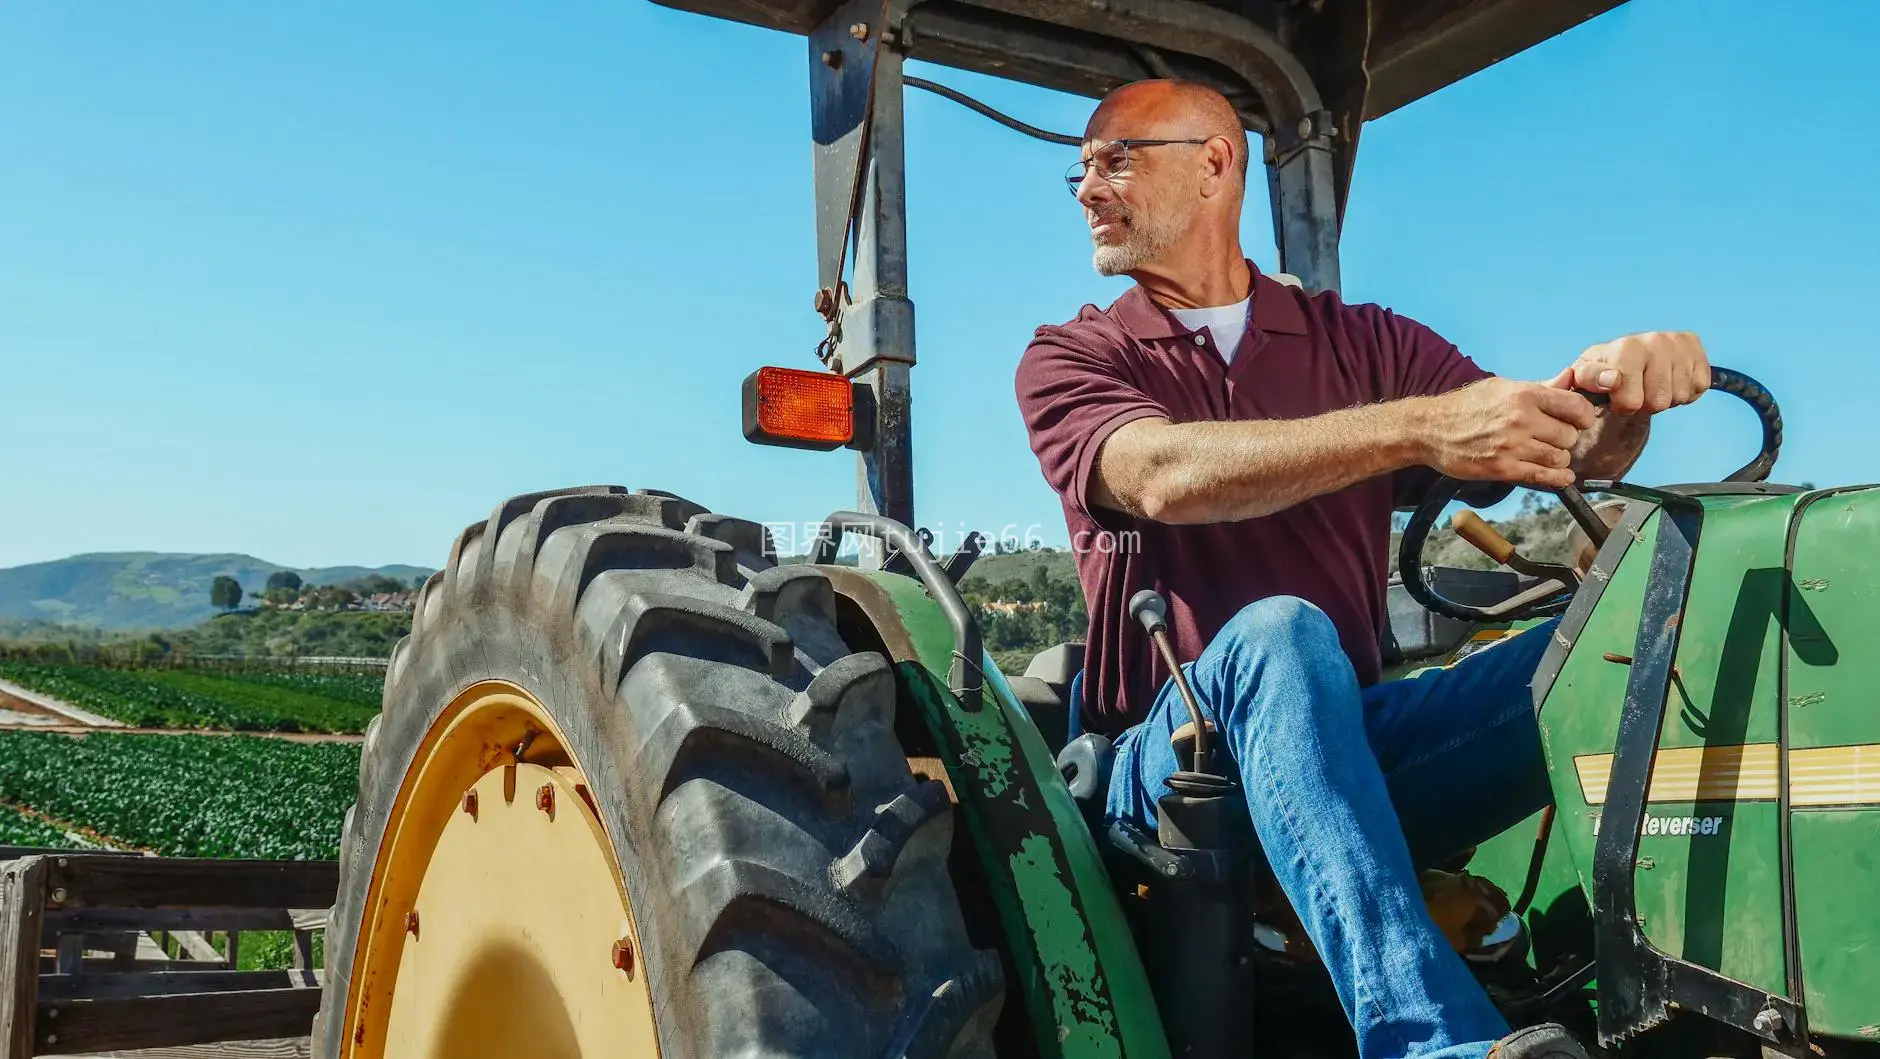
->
[1574,743,1880,808]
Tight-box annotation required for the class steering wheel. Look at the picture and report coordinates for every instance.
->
[1397,367,1785,623]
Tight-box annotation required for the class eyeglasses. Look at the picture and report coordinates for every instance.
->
[1064,138,1210,197]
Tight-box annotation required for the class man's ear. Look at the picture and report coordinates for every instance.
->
[1199,135,1236,196]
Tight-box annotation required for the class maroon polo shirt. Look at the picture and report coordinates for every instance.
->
[1015,265,1493,735]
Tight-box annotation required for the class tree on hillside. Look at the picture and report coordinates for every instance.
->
[302,585,359,611]
[265,570,304,593]
[342,573,409,596]
[168,607,412,659]
[210,575,243,612]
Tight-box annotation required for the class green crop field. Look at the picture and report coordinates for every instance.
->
[0,662,380,733]
[202,669,384,710]
[0,730,353,971]
[0,730,358,859]
[0,803,81,848]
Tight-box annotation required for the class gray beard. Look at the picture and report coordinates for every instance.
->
[1092,241,1146,277]
[1091,198,1196,276]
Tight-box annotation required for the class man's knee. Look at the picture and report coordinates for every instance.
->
[1215,595,1341,659]
[1198,598,1362,766]
[1200,596,1351,729]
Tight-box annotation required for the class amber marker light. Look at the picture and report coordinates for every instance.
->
[742,366,863,451]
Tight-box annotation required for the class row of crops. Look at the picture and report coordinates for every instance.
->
[0,730,352,971]
[0,802,81,848]
[0,730,358,859]
[0,662,382,733]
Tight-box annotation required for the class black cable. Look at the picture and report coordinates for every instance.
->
[903,75,1081,146]
[1511,805,1555,916]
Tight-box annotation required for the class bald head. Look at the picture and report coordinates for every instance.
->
[1086,79,1249,181]
[1075,79,1250,279]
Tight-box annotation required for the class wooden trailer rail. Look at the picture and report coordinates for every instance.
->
[0,849,337,1058]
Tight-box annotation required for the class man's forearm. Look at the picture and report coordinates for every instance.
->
[1095,400,1428,524]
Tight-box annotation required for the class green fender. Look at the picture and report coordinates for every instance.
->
[852,569,1170,1059]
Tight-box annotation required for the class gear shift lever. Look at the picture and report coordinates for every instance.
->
[1129,589,1214,773]
[1116,589,1253,1059]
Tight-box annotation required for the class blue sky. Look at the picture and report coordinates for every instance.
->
[0,2,1871,570]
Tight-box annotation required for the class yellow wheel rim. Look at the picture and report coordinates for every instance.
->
[340,681,658,1058]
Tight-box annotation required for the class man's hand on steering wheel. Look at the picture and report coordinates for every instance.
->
[1553,330,1712,415]
[1417,377,1597,491]
[1399,359,1783,625]
[1417,331,1712,495]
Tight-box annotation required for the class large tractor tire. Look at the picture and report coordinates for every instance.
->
[314,486,1004,1059]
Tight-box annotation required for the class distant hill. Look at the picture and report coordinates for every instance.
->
[0,553,434,631]
[959,548,1074,587]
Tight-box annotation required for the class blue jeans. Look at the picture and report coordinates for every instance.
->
[1106,597,1556,1059]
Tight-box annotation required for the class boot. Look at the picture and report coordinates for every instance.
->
[1488,1024,1590,1059]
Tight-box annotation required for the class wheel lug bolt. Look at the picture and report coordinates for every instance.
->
[612,936,635,977]
[536,784,555,815]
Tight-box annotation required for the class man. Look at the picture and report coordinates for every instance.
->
[1015,79,1708,1059]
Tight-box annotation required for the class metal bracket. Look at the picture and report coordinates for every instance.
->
[1105,819,1194,882]
[809,511,982,710]
[809,0,922,376]
[809,0,919,535]
[810,0,895,300]
[880,526,931,579]
[833,284,917,376]
[1588,486,1809,1052]
[939,530,985,586]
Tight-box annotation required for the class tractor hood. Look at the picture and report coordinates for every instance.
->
[1528,484,1880,1043]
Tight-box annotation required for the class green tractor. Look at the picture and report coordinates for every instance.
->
[309,1,1874,1057]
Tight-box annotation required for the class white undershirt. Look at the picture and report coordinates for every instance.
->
[1169,296,1252,363]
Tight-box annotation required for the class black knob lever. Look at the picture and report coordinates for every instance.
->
[1129,589,1213,773]
[1128,588,1168,634]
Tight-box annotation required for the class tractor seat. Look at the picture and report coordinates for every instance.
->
[1004,642,1084,753]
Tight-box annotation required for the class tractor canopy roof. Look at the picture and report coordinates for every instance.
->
[653,0,1628,210]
